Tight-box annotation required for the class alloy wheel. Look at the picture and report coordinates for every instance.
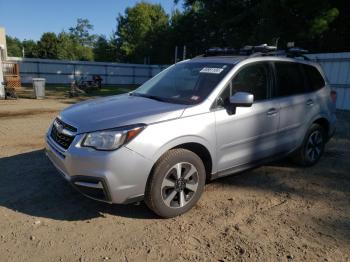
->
[161,162,199,208]
[305,130,323,162]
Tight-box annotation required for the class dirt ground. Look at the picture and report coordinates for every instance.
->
[0,96,349,262]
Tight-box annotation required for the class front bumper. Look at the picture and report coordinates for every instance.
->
[45,132,153,204]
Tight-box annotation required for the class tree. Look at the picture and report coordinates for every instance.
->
[37,32,59,59]
[57,32,94,61]
[93,35,118,62]
[22,40,39,58]
[69,18,96,47]
[320,0,350,52]
[179,0,343,53]
[6,36,22,57]
[116,2,170,63]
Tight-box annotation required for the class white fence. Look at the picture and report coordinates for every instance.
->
[307,53,350,110]
[7,53,350,110]
[8,57,168,86]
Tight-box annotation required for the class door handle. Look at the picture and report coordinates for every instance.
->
[267,108,278,116]
[306,99,314,106]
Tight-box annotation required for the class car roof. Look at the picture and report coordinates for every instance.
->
[189,54,317,67]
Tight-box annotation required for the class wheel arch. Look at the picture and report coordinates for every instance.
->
[149,137,216,181]
[172,142,213,181]
[313,117,330,138]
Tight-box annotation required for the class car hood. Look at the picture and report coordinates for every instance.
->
[59,94,187,133]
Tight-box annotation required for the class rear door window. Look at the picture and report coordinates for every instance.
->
[302,64,325,91]
[274,62,306,97]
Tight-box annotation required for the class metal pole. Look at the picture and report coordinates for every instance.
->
[183,45,186,60]
[0,47,5,99]
[174,46,178,64]
[105,65,108,85]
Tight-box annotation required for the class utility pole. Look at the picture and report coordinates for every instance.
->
[183,45,186,60]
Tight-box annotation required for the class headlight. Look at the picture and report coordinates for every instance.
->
[82,124,145,151]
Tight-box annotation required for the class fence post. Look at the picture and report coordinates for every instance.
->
[73,63,76,82]
[132,66,135,85]
[105,65,108,85]
[36,62,40,78]
[149,66,152,79]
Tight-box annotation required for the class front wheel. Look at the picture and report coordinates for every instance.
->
[294,124,326,166]
[145,149,206,218]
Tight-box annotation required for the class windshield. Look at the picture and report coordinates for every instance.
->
[133,62,234,105]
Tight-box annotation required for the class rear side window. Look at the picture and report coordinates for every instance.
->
[302,64,325,91]
[274,62,306,96]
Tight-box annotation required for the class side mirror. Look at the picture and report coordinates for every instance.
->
[227,92,254,114]
[229,92,254,107]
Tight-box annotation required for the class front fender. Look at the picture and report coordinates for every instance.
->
[149,135,216,173]
[126,112,217,174]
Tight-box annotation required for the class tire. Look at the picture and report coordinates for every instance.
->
[293,123,326,166]
[145,149,206,218]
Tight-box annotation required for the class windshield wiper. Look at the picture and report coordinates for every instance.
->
[130,92,169,102]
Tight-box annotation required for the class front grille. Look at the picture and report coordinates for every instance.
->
[55,118,77,132]
[50,120,76,149]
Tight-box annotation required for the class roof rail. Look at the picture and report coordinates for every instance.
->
[201,44,310,60]
[285,47,310,60]
[205,47,237,56]
[247,47,310,60]
[241,44,277,55]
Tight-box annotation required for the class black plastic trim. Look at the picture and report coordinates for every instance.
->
[70,176,112,202]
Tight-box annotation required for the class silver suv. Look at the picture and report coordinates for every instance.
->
[46,53,336,218]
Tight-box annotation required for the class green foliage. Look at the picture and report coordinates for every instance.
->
[37,32,59,59]
[176,0,344,53]
[116,1,170,63]
[69,18,97,47]
[56,32,94,61]
[309,8,339,37]
[5,1,349,63]
[93,35,118,62]
[6,18,97,61]
[22,40,39,58]
[6,36,22,57]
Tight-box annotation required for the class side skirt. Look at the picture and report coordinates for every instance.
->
[210,149,295,181]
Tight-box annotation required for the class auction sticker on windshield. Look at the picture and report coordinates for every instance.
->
[200,67,224,74]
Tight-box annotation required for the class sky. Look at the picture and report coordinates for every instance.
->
[0,0,182,41]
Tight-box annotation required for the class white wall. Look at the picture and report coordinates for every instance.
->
[8,57,167,86]
[307,52,350,110]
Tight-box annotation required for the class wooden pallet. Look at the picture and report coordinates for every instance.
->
[4,75,21,88]
[3,62,21,88]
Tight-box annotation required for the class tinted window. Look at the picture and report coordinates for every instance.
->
[218,62,269,106]
[274,62,305,96]
[303,64,325,91]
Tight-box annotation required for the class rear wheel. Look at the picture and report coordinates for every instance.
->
[294,124,325,166]
[145,149,206,218]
